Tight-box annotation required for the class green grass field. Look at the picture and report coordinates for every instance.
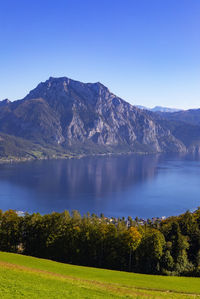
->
[0,252,200,298]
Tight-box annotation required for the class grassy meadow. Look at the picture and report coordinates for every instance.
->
[0,252,200,298]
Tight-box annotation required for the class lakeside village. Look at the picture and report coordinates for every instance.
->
[103,215,167,227]
[16,210,166,227]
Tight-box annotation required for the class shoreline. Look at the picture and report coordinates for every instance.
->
[0,148,192,165]
[0,150,160,164]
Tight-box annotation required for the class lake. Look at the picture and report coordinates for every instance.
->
[0,153,200,219]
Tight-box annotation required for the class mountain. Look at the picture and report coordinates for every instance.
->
[0,76,196,160]
[135,105,182,113]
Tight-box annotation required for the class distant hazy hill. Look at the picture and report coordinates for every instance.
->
[135,105,182,113]
[159,109,200,126]
[0,76,199,160]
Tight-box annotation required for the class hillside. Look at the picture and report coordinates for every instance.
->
[1,252,200,298]
[0,132,71,162]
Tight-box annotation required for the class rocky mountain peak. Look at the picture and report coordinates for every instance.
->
[24,77,113,109]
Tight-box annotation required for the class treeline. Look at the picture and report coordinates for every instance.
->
[0,209,200,276]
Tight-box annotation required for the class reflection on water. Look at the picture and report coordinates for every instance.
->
[0,153,200,218]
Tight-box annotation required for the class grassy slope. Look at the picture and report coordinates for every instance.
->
[0,252,200,298]
[0,133,72,162]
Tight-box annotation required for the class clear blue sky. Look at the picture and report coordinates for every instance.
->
[0,0,199,109]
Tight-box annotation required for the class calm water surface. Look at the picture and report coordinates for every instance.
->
[0,153,200,218]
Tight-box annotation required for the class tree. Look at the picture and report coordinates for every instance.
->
[136,229,165,274]
[0,210,21,252]
[161,250,174,272]
[124,227,141,271]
